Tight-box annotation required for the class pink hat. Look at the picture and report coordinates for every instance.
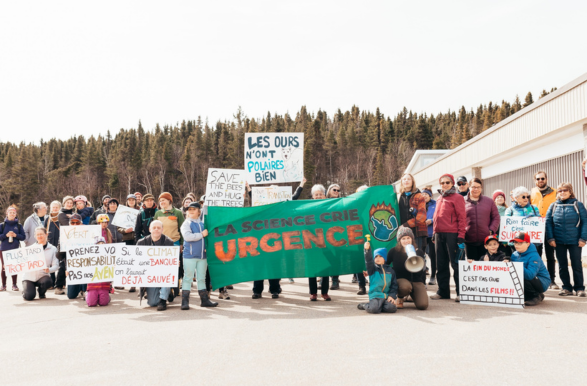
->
[74,195,87,203]
[439,174,455,184]
[492,190,506,201]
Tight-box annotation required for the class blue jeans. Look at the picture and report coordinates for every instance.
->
[555,244,584,292]
[67,284,87,299]
[182,258,207,291]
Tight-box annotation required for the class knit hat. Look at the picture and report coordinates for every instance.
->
[326,184,341,198]
[96,214,110,223]
[492,190,506,201]
[102,195,111,203]
[159,192,173,203]
[62,195,74,205]
[397,226,414,242]
[134,192,142,199]
[485,234,499,245]
[108,198,119,206]
[439,174,455,184]
[422,189,433,197]
[142,193,155,202]
[374,248,388,259]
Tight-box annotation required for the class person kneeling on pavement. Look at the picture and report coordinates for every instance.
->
[386,227,428,310]
[358,242,398,314]
[510,231,550,306]
[22,227,59,301]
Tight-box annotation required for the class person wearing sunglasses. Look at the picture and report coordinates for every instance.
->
[545,183,587,297]
[456,176,469,197]
[530,171,559,289]
[430,174,466,302]
[326,184,343,290]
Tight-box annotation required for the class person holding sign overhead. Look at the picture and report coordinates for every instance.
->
[545,183,587,297]
[22,227,59,300]
[0,206,26,291]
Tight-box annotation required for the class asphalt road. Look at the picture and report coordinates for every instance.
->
[2,272,586,386]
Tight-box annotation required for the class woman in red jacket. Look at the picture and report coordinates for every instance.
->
[430,174,466,302]
[464,178,501,261]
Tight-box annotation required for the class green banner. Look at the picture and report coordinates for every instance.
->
[205,185,399,288]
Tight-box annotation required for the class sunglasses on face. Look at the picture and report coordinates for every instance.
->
[440,181,452,185]
[457,182,466,186]
[558,189,569,193]
[520,195,530,199]
[332,189,340,192]
[70,221,82,225]
[536,177,546,181]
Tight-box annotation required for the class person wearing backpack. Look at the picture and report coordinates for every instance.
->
[545,183,587,297]
[0,206,27,291]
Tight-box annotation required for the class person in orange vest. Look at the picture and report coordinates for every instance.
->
[530,170,559,290]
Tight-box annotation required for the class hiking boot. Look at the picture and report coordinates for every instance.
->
[252,293,261,299]
[396,298,404,309]
[157,299,167,311]
[549,282,560,290]
[310,294,317,301]
[198,289,218,307]
[428,277,437,286]
[577,290,586,297]
[181,290,190,310]
[271,292,279,299]
[559,289,573,296]
[322,294,331,301]
[357,303,367,310]
[539,293,545,301]
[356,287,366,295]
[226,285,234,290]
[114,287,124,290]
[525,297,540,306]
[455,296,460,303]
[330,282,340,290]
[219,290,230,300]
[55,288,65,295]
[129,287,136,293]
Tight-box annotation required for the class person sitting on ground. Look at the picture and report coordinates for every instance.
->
[22,227,59,301]
[510,231,550,306]
[386,227,428,310]
[86,236,111,307]
[357,242,398,314]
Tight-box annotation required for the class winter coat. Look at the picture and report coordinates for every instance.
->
[496,205,508,217]
[90,206,107,225]
[386,247,426,283]
[545,198,587,245]
[154,208,185,244]
[23,214,46,246]
[44,216,60,248]
[531,187,556,217]
[136,234,175,247]
[425,199,436,237]
[432,186,466,239]
[464,194,500,244]
[22,243,59,282]
[0,218,26,251]
[504,202,540,217]
[106,212,123,243]
[511,244,550,292]
[399,190,428,238]
[78,207,94,225]
[484,250,507,262]
[58,208,74,226]
[365,248,398,300]
[135,206,157,243]
[181,218,206,259]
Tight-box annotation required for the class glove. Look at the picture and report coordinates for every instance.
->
[457,238,465,244]
[458,243,465,250]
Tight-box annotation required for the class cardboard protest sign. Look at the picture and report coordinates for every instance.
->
[244,133,304,184]
[251,186,293,206]
[111,205,140,229]
[459,261,525,309]
[113,245,180,287]
[1,244,46,275]
[60,225,101,249]
[204,168,246,207]
[498,216,545,243]
[66,243,123,285]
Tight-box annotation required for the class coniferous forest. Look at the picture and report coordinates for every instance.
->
[0,89,556,218]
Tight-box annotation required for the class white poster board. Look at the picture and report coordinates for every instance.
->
[498,216,545,243]
[111,205,140,229]
[204,168,246,207]
[66,243,123,284]
[60,225,101,249]
[251,186,293,206]
[459,261,525,309]
[244,133,304,184]
[113,245,180,287]
[1,244,46,275]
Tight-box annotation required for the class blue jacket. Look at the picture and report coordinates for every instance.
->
[364,248,398,300]
[78,207,94,225]
[425,199,436,237]
[0,218,26,251]
[545,198,587,245]
[511,244,550,292]
[181,218,206,259]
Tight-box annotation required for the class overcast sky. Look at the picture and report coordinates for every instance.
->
[1,0,586,144]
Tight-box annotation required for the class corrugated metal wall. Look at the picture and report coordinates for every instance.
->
[483,151,586,205]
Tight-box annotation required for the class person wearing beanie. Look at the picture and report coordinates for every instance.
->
[421,188,437,285]
[180,202,218,309]
[431,174,466,302]
[90,195,112,224]
[386,227,428,310]
[154,192,185,299]
[134,192,142,205]
[357,242,398,314]
[0,206,26,291]
[58,196,75,226]
[457,176,469,197]
[135,193,158,243]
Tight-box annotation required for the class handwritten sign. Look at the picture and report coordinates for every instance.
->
[66,243,123,285]
[499,216,545,243]
[204,168,246,207]
[111,205,140,229]
[60,225,101,249]
[251,186,293,206]
[244,133,304,184]
[112,245,180,287]
[459,261,525,309]
[1,244,46,275]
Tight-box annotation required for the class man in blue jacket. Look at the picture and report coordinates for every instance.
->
[510,231,550,306]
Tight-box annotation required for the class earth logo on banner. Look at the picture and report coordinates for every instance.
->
[368,202,398,242]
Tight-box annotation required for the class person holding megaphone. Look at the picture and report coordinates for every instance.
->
[386,227,429,310]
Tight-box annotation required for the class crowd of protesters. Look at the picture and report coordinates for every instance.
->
[1,163,586,313]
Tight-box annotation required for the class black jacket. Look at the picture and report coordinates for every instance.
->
[386,247,426,283]
[136,234,175,246]
[135,207,157,243]
[44,217,60,250]
[90,206,108,225]
[485,250,507,262]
